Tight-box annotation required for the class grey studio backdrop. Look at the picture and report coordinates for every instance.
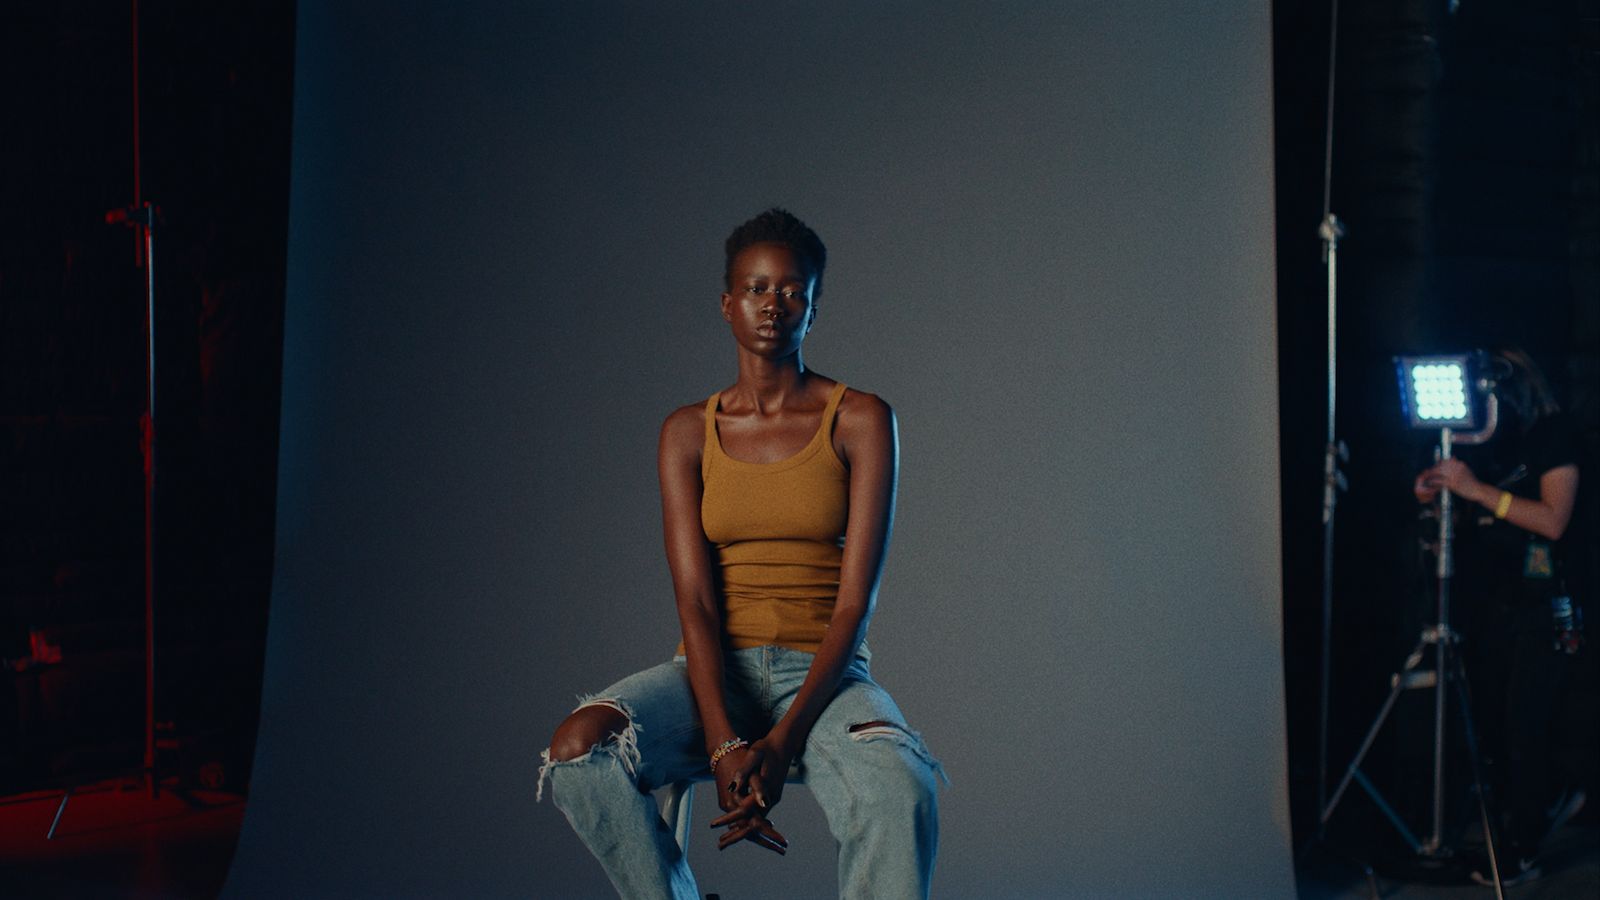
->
[225,3,1293,898]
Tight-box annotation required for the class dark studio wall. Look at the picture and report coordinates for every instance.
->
[1274,0,1600,851]
[0,4,294,797]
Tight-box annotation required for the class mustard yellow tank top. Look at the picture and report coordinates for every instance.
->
[676,381,853,656]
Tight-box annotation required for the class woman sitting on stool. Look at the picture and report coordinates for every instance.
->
[538,208,945,900]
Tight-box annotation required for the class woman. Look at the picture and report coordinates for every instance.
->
[1412,348,1584,886]
[538,209,944,899]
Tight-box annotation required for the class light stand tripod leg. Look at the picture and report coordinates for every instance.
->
[1451,651,1504,899]
[1323,638,1429,833]
[1428,618,1446,853]
[47,787,73,840]
[1350,769,1426,854]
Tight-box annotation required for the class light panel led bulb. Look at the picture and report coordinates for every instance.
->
[1411,363,1468,421]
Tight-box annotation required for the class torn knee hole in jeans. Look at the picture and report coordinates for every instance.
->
[535,696,642,803]
[847,720,901,737]
[847,719,950,785]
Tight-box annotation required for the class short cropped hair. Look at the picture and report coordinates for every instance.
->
[724,208,828,300]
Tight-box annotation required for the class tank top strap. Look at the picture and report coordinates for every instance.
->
[702,393,721,479]
[820,381,848,445]
[703,393,721,443]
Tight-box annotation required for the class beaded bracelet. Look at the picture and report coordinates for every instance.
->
[709,737,748,773]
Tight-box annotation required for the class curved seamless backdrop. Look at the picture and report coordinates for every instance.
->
[226,3,1293,898]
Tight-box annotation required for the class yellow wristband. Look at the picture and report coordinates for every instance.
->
[1493,491,1513,519]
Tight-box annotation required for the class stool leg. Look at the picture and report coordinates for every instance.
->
[660,780,694,852]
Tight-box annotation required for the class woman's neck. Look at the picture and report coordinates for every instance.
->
[731,351,809,412]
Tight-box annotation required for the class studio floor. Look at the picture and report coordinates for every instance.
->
[0,779,243,900]
[0,780,1595,899]
[1299,823,1600,900]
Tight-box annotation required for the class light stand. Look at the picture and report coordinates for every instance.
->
[1321,358,1506,897]
[1297,9,1385,898]
[129,200,160,804]
[1312,0,1348,847]
[46,0,165,838]
[1316,211,1346,843]
[125,201,159,801]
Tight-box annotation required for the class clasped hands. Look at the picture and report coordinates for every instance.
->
[710,735,795,855]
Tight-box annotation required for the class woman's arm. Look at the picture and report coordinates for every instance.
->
[660,404,789,854]
[720,391,898,821]
[1423,458,1579,540]
[658,406,741,755]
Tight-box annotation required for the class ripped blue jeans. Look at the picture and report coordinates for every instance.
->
[538,646,946,899]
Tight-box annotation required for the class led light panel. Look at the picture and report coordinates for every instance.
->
[1396,354,1477,429]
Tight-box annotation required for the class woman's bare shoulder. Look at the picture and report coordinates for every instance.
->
[835,386,895,446]
[660,399,709,452]
[838,386,893,425]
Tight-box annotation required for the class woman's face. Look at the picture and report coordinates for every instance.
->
[720,242,816,358]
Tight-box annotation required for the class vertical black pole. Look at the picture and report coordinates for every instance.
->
[130,0,157,799]
[1314,0,1344,841]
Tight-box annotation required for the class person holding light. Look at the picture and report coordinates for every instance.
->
[1413,348,1585,886]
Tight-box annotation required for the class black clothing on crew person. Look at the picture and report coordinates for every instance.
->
[1451,412,1585,863]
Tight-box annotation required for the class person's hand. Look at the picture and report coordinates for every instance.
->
[1414,468,1442,504]
[710,736,796,853]
[711,808,787,853]
[735,735,795,813]
[710,745,787,853]
[1424,458,1490,504]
